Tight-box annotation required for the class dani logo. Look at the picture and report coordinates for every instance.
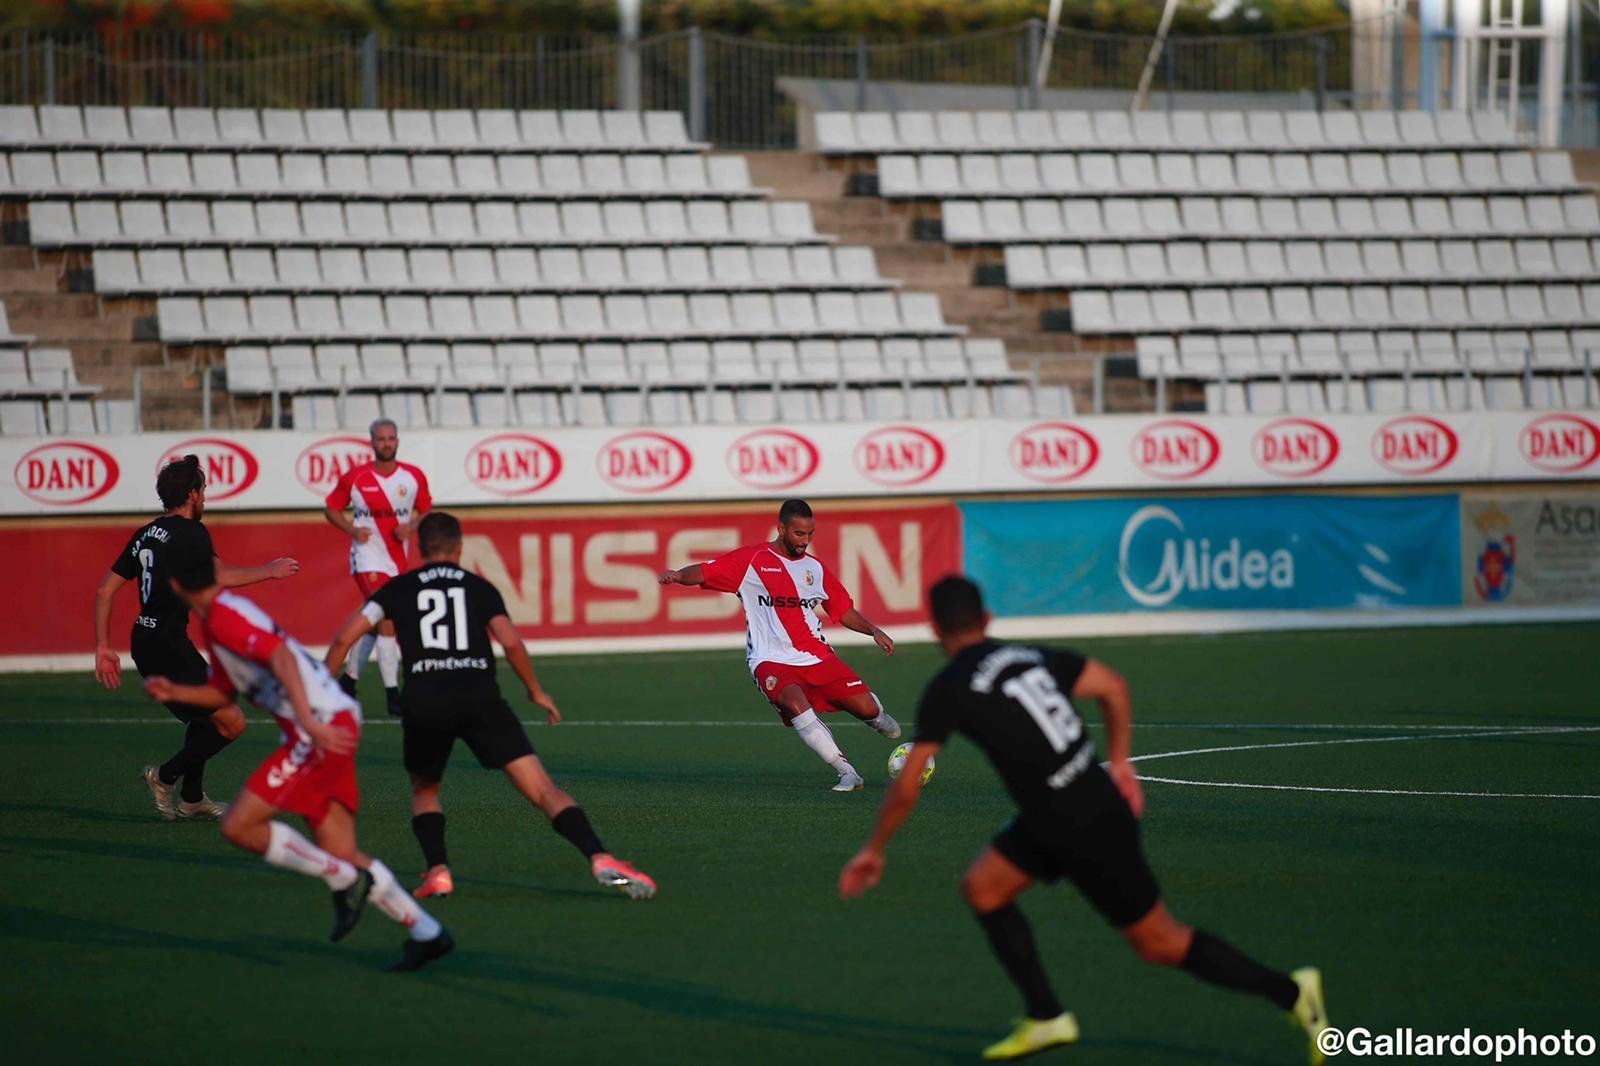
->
[1251,419,1339,478]
[1372,416,1459,476]
[854,426,945,487]
[1117,505,1294,608]
[1131,420,1221,480]
[158,438,259,501]
[466,433,563,497]
[1009,423,1099,484]
[1517,414,1600,473]
[296,436,373,496]
[598,431,692,493]
[727,429,819,490]
[15,441,121,506]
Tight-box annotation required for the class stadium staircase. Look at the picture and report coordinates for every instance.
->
[748,151,1128,413]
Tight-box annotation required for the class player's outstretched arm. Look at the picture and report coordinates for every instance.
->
[489,615,561,725]
[1072,659,1142,818]
[325,608,376,678]
[216,557,300,588]
[143,675,229,710]
[658,563,705,587]
[838,608,895,656]
[839,741,940,899]
[92,570,127,690]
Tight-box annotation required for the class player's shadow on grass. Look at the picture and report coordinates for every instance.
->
[0,833,256,872]
[0,799,165,826]
[424,948,990,1060]
[0,904,280,965]
[449,874,625,903]
[1081,1034,1282,1066]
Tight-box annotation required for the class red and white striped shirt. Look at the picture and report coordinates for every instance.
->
[201,590,360,739]
[700,543,855,671]
[325,461,431,577]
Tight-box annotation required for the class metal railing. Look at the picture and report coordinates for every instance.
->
[0,22,1370,150]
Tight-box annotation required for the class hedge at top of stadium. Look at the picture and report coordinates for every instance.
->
[10,0,1352,39]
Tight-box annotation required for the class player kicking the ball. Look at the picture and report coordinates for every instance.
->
[325,512,656,903]
[840,576,1329,1063]
[141,554,452,973]
[659,498,899,792]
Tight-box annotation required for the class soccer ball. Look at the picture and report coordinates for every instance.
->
[886,742,935,785]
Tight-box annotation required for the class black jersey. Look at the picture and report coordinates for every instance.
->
[109,514,216,640]
[915,641,1098,814]
[366,564,509,709]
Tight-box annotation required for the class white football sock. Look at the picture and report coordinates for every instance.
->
[376,635,401,688]
[348,632,377,680]
[368,858,442,941]
[791,709,851,770]
[265,821,357,890]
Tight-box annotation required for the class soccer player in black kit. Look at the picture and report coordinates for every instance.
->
[841,576,1329,1064]
[92,455,299,820]
[325,512,656,902]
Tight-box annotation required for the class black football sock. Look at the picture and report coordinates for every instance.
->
[157,749,188,787]
[975,903,1064,1020]
[412,812,449,868]
[1181,929,1300,1010]
[178,720,234,803]
[550,806,605,859]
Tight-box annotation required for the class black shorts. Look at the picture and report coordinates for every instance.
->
[992,773,1162,929]
[402,697,536,782]
[131,631,221,725]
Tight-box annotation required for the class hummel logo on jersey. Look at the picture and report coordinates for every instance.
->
[758,567,784,573]
[846,680,863,687]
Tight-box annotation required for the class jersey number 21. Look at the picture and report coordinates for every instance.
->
[418,588,468,651]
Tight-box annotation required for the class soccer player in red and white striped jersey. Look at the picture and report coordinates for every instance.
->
[659,498,900,792]
[141,554,452,973]
[323,418,431,717]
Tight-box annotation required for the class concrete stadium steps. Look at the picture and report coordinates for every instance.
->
[0,241,241,429]
[752,150,1122,411]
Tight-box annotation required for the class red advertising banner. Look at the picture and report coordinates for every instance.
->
[4,501,960,658]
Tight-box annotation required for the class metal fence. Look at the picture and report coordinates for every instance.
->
[4,18,1598,148]
[0,22,1366,148]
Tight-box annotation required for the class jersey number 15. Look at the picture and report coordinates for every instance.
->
[418,588,469,651]
[1001,665,1083,753]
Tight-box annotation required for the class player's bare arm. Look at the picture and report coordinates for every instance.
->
[323,504,372,544]
[270,643,353,756]
[1071,659,1142,818]
[838,607,895,656]
[92,569,128,689]
[216,556,301,588]
[839,740,941,899]
[142,675,229,710]
[324,608,376,677]
[658,563,704,587]
[488,615,562,725]
[392,507,428,545]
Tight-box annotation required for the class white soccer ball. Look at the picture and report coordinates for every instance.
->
[886,742,935,785]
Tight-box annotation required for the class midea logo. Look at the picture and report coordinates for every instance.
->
[1117,505,1295,608]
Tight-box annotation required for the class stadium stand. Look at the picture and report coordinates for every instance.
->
[816,107,1600,414]
[1,105,1076,434]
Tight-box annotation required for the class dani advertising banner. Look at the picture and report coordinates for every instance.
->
[962,494,1461,616]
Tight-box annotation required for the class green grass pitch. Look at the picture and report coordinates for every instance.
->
[2,623,1597,1064]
